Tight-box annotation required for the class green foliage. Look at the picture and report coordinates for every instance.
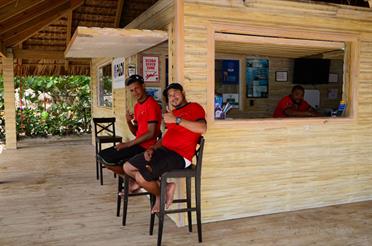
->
[0,75,91,141]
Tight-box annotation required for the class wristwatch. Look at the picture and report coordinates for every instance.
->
[175,117,182,125]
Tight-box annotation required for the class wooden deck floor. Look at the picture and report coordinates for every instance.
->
[1,137,372,246]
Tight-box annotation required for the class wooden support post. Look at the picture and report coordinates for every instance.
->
[114,0,124,27]
[65,10,73,72]
[368,0,372,8]
[174,0,184,83]
[0,41,6,58]
[3,50,17,149]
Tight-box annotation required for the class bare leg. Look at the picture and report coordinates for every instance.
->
[123,162,141,193]
[133,172,161,213]
[106,165,125,175]
[150,182,176,213]
[128,178,140,193]
[166,182,176,209]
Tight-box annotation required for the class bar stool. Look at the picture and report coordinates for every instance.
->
[150,137,205,246]
[117,173,155,228]
[93,117,122,185]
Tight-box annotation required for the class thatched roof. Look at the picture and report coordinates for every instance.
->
[0,0,369,76]
[0,0,158,76]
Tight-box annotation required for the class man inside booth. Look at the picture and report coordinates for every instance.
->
[273,85,321,117]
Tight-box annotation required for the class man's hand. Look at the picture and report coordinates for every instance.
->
[114,142,132,151]
[126,110,134,122]
[144,148,154,161]
[163,112,176,124]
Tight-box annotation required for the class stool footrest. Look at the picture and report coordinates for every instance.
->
[163,208,197,215]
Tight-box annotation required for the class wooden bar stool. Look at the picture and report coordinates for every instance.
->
[117,174,155,228]
[150,137,205,246]
[93,117,122,185]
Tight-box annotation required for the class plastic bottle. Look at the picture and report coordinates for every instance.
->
[337,100,346,116]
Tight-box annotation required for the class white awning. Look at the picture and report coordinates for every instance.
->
[65,26,168,58]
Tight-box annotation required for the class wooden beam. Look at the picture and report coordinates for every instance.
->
[114,0,125,27]
[0,0,67,36]
[2,0,84,47]
[65,10,73,70]
[0,41,6,57]
[13,48,65,59]
[0,0,44,23]
[214,33,345,50]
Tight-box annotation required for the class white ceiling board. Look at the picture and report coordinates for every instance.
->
[65,26,168,58]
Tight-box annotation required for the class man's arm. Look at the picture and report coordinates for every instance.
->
[163,112,207,134]
[284,107,321,117]
[126,110,137,135]
[116,122,157,150]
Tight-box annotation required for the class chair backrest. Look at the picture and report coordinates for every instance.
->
[93,117,117,137]
[195,137,205,177]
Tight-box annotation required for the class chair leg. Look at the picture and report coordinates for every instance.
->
[149,194,156,235]
[122,175,129,226]
[95,144,99,180]
[157,179,167,246]
[99,162,103,185]
[195,177,202,243]
[116,176,123,217]
[186,177,192,232]
[99,143,103,185]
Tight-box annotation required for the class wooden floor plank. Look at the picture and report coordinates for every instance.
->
[0,136,371,245]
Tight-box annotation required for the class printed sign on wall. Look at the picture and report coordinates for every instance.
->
[143,56,159,82]
[112,57,125,89]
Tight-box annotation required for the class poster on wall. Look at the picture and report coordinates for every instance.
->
[222,60,239,84]
[128,64,136,77]
[145,87,162,103]
[112,58,125,89]
[143,56,159,82]
[246,58,269,98]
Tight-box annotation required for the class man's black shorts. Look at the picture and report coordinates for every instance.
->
[98,144,145,165]
[127,147,185,181]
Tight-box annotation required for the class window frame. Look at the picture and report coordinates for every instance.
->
[207,23,357,126]
[97,61,113,108]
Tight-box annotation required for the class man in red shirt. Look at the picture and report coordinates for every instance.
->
[98,75,161,191]
[273,85,320,117]
[124,83,207,213]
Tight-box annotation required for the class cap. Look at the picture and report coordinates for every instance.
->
[163,83,184,97]
[125,74,144,86]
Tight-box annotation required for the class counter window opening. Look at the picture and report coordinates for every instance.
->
[97,62,113,108]
[214,34,349,120]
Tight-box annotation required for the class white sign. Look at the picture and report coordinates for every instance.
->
[143,56,159,82]
[112,58,125,89]
[128,64,136,77]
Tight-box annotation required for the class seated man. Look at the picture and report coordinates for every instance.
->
[273,85,321,117]
[98,74,161,191]
[123,83,207,213]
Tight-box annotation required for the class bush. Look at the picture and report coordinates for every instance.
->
[0,76,91,141]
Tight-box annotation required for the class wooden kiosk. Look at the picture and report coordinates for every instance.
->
[66,0,372,226]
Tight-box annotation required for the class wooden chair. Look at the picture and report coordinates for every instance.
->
[150,137,205,246]
[93,117,122,185]
[117,174,155,228]
[116,132,162,225]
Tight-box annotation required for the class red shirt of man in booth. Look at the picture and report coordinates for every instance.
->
[273,85,320,117]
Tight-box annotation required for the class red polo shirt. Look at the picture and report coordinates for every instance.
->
[273,95,311,118]
[134,96,162,149]
[162,103,205,161]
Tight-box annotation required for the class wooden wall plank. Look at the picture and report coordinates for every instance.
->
[182,1,372,224]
